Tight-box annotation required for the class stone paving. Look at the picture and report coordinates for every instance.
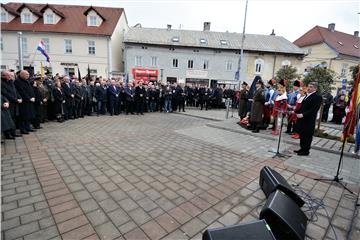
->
[1,112,360,240]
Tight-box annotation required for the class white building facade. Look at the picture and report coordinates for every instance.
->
[124,23,304,87]
[1,3,129,78]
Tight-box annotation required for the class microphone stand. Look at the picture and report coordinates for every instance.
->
[314,124,354,194]
[269,106,290,158]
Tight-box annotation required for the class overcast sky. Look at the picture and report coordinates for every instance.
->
[3,0,359,42]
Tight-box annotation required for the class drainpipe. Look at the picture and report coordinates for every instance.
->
[272,53,277,78]
[107,36,112,79]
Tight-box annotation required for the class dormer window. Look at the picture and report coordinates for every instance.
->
[89,16,97,26]
[21,12,31,23]
[200,38,207,44]
[337,41,343,46]
[172,37,179,42]
[220,40,228,45]
[44,13,54,24]
[1,12,7,22]
[354,45,359,49]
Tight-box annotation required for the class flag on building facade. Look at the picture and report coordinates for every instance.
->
[343,66,360,139]
[36,40,50,62]
[234,70,240,81]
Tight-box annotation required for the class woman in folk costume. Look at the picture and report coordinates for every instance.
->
[238,81,249,121]
[289,85,307,139]
[264,79,277,128]
[286,80,302,134]
[271,79,288,135]
[248,79,266,133]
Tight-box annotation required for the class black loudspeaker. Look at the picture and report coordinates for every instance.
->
[259,166,305,207]
[202,219,276,240]
[260,190,308,240]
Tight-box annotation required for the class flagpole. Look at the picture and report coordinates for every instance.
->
[237,0,249,90]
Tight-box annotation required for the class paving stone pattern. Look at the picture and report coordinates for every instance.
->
[2,113,359,240]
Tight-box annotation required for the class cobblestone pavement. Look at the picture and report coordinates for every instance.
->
[1,113,359,240]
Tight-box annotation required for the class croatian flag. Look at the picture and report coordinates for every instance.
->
[36,40,50,62]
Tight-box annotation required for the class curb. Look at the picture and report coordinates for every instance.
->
[206,123,358,158]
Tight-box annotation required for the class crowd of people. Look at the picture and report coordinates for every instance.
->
[2,69,354,156]
[1,69,237,141]
[237,77,324,156]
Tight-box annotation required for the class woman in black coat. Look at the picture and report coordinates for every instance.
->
[53,81,64,122]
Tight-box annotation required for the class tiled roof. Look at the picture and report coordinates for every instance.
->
[124,27,305,55]
[293,26,360,58]
[1,2,124,36]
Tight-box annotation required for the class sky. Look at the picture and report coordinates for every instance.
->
[2,0,359,42]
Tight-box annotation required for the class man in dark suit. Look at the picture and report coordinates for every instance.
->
[135,81,146,115]
[294,82,323,156]
[61,76,75,120]
[1,70,22,138]
[125,82,135,114]
[108,80,120,116]
[95,80,107,115]
[14,70,35,134]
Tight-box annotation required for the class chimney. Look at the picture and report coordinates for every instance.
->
[270,29,275,36]
[203,22,211,31]
[354,31,359,37]
[328,23,335,32]
[167,24,172,30]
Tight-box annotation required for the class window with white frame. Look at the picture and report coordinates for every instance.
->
[135,56,142,66]
[341,64,348,77]
[90,69,97,77]
[226,61,233,71]
[64,39,72,53]
[22,12,32,23]
[88,40,95,55]
[1,65,7,71]
[0,37,3,51]
[22,37,28,53]
[151,56,158,67]
[64,67,75,76]
[255,58,264,74]
[172,58,179,68]
[89,16,97,26]
[1,12,7,22]
[281,59,291,66]
[203,60,209,70]
[44,14,54,24]
[188,60,194,69]
[42,38,50,52]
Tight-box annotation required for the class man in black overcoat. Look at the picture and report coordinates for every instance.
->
[61,76,75,120]
[135,81,146,115]
[14,70,35,134]
[294,82,323,156]
[1,71,22,138]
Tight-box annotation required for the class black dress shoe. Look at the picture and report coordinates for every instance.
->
[252,129,260,133]
[293,149,302,153]
[21,131,29,134]
[297,151,309,156]
[5,136,15,140]
[13,134,22,137]
[27,129,36,132]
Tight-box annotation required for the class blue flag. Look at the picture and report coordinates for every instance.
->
[235,70,240,81]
